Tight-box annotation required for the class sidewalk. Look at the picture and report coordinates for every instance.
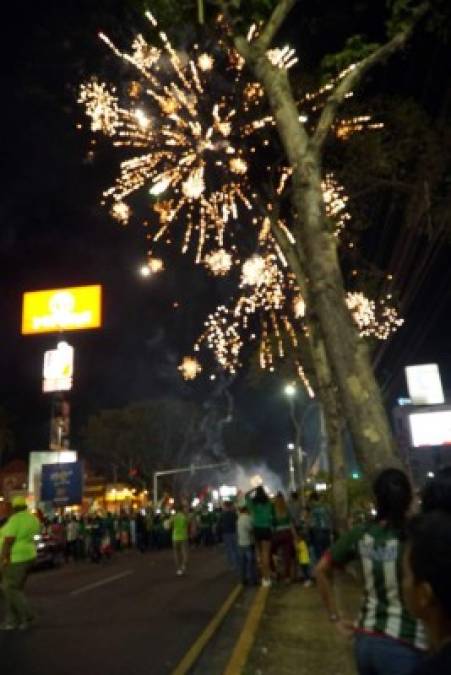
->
[242,574,360,675]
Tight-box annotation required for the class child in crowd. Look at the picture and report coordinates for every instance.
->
[296,529,313,587]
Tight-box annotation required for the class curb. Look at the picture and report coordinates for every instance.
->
[223,586,270,675]
[171,584,243,675]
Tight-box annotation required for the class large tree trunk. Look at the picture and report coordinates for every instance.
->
[293,167,400,477]
[309,333,349,532]
[307,322,349,531]
[322,392,348,533]
[271,215,349,528]
[250,57,400,479]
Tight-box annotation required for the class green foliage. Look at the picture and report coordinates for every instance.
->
[126,0,278,32]
[83,398,201,481]
[336,96,451,242]
[321,35,380,78]
[132,0,196,24]
[386,0,420,37]
[387,0,451,40]
[237,0,278,20]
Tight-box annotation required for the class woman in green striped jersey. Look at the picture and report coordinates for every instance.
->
[315,468,426,675]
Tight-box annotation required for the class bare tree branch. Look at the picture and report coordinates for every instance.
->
[256,0,297,52]
[313,4,428,149]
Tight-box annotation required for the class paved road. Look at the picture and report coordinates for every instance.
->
[1,547,237,675]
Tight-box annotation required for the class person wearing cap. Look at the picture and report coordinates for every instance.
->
[0,495,41,630]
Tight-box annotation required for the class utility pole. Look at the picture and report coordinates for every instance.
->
[153,460,229,506]
[197,0,204,25]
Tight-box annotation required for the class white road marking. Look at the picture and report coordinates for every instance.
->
[70,570,133,597]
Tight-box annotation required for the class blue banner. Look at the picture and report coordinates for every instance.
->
[41,461,84,506]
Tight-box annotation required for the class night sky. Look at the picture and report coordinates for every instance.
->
[1,1,450,471]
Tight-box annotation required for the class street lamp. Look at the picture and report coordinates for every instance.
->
[287,443,296,492]
[284,383,297,398]
[139,264,151,277]
[284,383,305,506]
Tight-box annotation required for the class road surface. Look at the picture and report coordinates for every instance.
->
[1,546,237,675]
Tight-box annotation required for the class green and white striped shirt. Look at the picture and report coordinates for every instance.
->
[330,522,426,650]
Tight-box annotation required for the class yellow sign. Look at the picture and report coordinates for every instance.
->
[22,285,102,335]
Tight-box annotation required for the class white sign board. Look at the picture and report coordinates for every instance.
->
[409,410,451,447]
[405,364,444,406]
[28,450,77,508]
[43,341,74,392]
[219,485,237,499]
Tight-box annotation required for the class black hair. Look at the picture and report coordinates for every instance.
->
[421,466,451,513]
[373,468,412,530]
[253,485,269,504]
[408,511,451,621]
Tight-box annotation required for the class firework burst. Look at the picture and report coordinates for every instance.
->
[80,14,402,384]
[79,12,280,266]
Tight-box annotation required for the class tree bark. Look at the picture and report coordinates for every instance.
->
[271,215,349,528]
[322,392,348,533]
[245,55,401,478]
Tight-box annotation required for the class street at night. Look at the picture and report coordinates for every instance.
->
[2,1,451,674]
[0,548,237,675]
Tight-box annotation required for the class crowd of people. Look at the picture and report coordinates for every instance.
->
[2,468,451,675]
[166,487,332,584]
[34,503,238,564]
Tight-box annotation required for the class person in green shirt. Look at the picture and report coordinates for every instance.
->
[0,495,41,631]
[315,468,426,675]
[246,486,274,587]
[171,504,189,576]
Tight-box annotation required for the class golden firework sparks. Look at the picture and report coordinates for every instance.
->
[79,13,283,262]
[197,53,214,71]
[346,292,404,340]
[110,200,130,224]
[78,79,119,135]
[266,45,298,70]
[178,356,202,380]
[204,249,233,276]
[81,13,401,379]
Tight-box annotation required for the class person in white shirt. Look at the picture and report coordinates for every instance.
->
[65,517,79,561]
[237,506,257,585]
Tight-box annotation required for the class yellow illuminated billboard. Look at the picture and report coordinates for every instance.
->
[21,285,102,335]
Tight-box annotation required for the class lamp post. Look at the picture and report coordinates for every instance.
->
[287,442,296,492]
[197,0,205,24]
[139,264,151,277]
[284,383,305,508]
